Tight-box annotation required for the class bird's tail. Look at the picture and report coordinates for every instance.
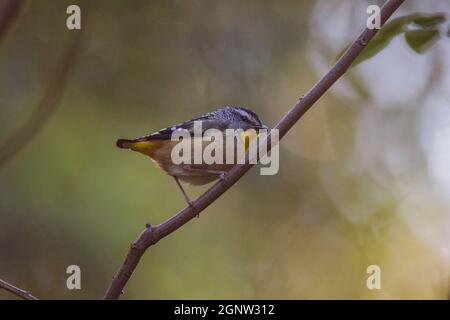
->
[116,138,158,156]
[116,139,135,149]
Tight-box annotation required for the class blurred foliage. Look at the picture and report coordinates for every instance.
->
[337,13,448,66]
[1,0,450,300]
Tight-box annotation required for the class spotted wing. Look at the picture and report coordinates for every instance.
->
[133,116,223,141]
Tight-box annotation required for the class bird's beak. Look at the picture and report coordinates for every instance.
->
[253,124,269,130]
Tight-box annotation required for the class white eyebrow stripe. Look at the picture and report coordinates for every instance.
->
[237,108,260,124]
[236,108,250,118]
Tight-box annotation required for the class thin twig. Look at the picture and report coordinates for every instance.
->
[104,0,406,300]
[0,278,38,300]
[0,3,91,301]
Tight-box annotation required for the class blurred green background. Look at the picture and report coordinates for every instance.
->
[1,0,450,299]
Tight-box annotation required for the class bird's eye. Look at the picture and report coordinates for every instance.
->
[240,115,248,122]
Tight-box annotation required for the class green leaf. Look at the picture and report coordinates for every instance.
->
[404,29,439,54]
[412,14,446,28]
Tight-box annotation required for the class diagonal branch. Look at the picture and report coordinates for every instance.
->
[0,277,38,300]
[104,0,406,300]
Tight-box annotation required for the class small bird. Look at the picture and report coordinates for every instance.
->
[116,106,267,205]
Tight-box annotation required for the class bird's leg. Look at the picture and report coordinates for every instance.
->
[173,176,194,207]
[183,166,227,181]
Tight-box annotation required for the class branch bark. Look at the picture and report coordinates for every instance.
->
[104,0,406,300]
[0,278,38,300]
